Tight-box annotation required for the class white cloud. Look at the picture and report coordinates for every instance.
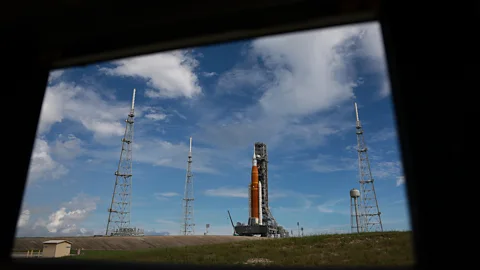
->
[159,192,180,197]
[372,160,403,180]
[28,138,68,183]
[172,110,187,120]
[145,113,167,121]
[38,82,134,138]
[275,196,314,213]
[155,192,180,200]
[16,193,100,237]
[369,128,397,142]
[379,79,391,98]
[303,150,403,181]
[52,134,83,160]
[17,210,30,228]
[308,154,357,173]
[396,176,405,187]
[100,50,201,99]
[202,71,217,77]
[317,199,346,213]
[216,66,269,95]
[90,138,220,174]
[251,29,355,117]
[195,22,386,151]
[348,23,389,99]
[204,187,248,198]
[48,70,64,84]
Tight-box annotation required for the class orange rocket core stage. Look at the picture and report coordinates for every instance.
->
[250,162,260,219]
[250,165,260,219]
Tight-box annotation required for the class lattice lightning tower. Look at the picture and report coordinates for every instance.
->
[181,137,195,235]
[106,89,136,236]
[354,102,383,232]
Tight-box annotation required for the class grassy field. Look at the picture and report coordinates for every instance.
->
[14,235,260,251]
[70,231,414,266]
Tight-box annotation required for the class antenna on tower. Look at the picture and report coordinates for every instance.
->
[354,102,383,232]
[131,88,136,112]
[182,136,195,235]
[189,136,192,154]
[105,89,143,236]
[354,102,360,123]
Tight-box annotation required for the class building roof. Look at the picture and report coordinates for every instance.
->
[43,240,72,244]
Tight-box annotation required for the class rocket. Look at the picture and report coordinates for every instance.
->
[248,145,263,225]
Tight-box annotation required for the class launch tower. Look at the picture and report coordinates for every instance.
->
[254,142,280,236]
[354,102,384,232]
[233,142,285,237]
[106,89,144,237]
[181,137,195,235]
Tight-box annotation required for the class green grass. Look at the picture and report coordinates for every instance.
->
[70,231,414,266]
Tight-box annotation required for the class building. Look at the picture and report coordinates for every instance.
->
[42,240,72,258]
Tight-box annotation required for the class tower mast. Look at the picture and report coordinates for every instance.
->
[181,137,195,235]
[106,89,136,236]
[354,102,383,232]
[255,142,280,237]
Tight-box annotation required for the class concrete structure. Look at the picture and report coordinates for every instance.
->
[42,240,72,258]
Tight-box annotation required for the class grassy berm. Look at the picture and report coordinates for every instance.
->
[70,231,413,266]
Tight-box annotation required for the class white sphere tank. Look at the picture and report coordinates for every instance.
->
[350,188,361,198]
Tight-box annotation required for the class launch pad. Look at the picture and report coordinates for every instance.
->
[229,142,287,238]
[234,224,269,237]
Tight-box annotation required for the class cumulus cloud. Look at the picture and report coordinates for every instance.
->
[48,70,64,84]
[28,138,68,183]
[52,134,84,160]
[251,30,354,117]
[27,133,91,184]
[100,50,201,99]
[17,210,30,228]
[38,82,133,138]
[194,22,387,152]
[16,193,100,237]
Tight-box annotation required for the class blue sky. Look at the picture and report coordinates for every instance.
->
[16,22,410,237]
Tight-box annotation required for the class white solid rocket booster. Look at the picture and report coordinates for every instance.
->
[258,181,263,225]
[248,184,251,219]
